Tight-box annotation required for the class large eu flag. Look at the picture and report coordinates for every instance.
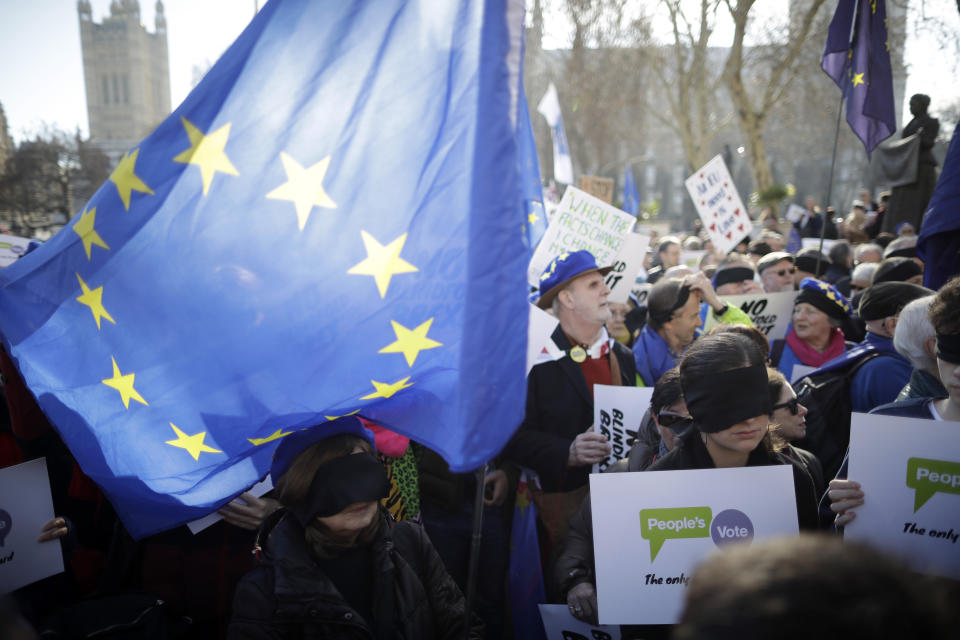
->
[0,0,527,538]
[821,0,896,157]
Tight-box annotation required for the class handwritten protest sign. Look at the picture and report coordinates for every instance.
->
[538,604,622,640]
[528,186,636,286]
[785,203,806,223]
[703,290,797,341]
[845,413,960,580]
[605,233,651,304]
[684,155,751,254]
[590,466,798,624]
[527,304,561,373]
[0,458,64,593]
[0,234,31,268]
[579,175,615,203]
[630,282,652,307]
[592,385,654,473]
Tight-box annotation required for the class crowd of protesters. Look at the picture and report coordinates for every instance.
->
[2,189,959,639]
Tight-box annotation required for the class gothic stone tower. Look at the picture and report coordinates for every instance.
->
[77,0,170,164]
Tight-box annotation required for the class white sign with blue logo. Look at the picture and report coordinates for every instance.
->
[0,233,31,268]
[590,465,798,624]
[0,458,64,593]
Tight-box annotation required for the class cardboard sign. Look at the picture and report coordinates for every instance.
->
[800,238,837,254]
[592,385,654,473]
[528,186,636,286]
[605,233,651,304]
[527,304,561,373]
[685,155,751,254]
[187,476,274,534]
[591,466,798,624]
[579,176,615,203]
[845,413,960,580]
[539,604,622,640]
[785,204,806,223]
[0,234,31,268]
[0,458,64,593]
[702,290,797,341]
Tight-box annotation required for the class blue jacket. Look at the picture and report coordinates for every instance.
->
[848,334,912,413]
[632,325,678,387]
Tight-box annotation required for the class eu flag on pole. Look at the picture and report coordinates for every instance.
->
[519,87,547,250]
[622,165,640,216]
[918,122,960,290]
[0,0,527,538]
[821,0,896,157]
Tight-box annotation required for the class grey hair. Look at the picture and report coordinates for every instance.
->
[851,262,879,284]
[854,243,883,263]
[893,296,937,372]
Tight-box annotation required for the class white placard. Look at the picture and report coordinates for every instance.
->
[679,250,705,271]
[528,186,636,286]
[591,466,798,624]
[0,458,64,593]
[0,234,31,268]
[845,413,960,580]
[785,204,806,223]
[527,304,561,374]
[800,238,837,254]
[630,282,652,307]
[684,156,751,255]
[187,476,273,535]
[605,233,651,304]
[790,364,816,383]
[703,290,798,341]
[592,385,655,473]
[538,604,622,640]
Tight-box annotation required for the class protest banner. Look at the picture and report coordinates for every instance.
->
[0,234,31,268]
[527,303,561,373]
[590,466,798,624]
[785,203,806,223]
[538,604,621,640]
[0,458,64,593]
[605,233,651,304]
[702,290,797,341]
[684,155,751,255]
[592,385,654,473]
[528,186,636,286]
[845,413,960,580]
[801,237,837,254]
[579,175,615,204]
[630,282,652,308]
[679,250,705,271]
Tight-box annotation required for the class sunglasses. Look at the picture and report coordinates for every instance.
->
[657,412,693,430]
[771,397,801,415]
[773,267,797,277]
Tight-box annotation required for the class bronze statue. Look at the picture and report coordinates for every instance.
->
[883,94,940,233]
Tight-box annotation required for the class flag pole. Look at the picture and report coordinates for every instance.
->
[463,462,488,639]
[817,93,846,274]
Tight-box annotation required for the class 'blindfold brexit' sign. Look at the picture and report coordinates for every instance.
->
[529,186,636,287]
[684,155,751,255]
[590,466,798,624]
[845,413,960,580]
[592,385,654,473]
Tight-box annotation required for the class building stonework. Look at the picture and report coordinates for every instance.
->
[78,0,170,163]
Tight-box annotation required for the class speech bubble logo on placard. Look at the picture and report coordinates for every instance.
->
[640,507,712,561]
[0,509,11,546]
[906,457,960,512]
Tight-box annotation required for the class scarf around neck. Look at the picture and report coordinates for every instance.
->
[786,326,846,367]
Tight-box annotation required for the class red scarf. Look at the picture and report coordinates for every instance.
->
[786,327,846,367]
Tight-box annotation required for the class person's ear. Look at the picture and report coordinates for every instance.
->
[923,336,937,361]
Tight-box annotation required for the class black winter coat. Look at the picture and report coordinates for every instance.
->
[228,510,481,640]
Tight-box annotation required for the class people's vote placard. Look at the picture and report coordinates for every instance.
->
[591,466,798,624]
[685,155,751,254]
[845,412,960,580]
[0,458,64,593]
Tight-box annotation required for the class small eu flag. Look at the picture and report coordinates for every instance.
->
[0,0,527,538]
[622,165,640,216]
[821,0,896,157]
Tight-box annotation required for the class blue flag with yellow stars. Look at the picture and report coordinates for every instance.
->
[0,0,527,538]
[821,0,896,157]
[622,164,640,216]
[519,88,547,251]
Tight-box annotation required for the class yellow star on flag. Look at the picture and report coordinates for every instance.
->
[101,356,147,409]
[109,149,154,211]
[166,423,222,461]
[72,207,110,260]
[75,273,115,330]
[248,429,293,446]
[324,409,360,421]
[852,72,865,87]
[528,211,539,224]
[379,318,443,366]
[361,377,413,400]
[347,231,418,298]
[266,152,337,230]
[172,117,239,195]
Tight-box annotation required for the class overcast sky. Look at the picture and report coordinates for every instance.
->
[0,0,956,143]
